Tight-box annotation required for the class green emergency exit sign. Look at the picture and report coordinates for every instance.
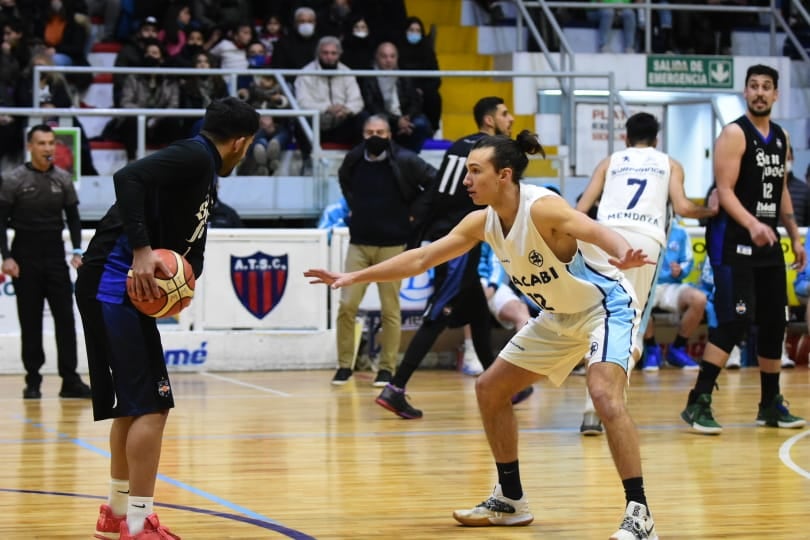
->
[646,55,733,89]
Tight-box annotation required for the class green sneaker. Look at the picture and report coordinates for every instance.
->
[756,394,806,428]
[681,393,723,434]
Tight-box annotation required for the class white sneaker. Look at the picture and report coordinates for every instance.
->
[726,346,741,369]
[781,350,796,368]
[452,484,533,526]
[610,501,658,540]
[461,344,484,376]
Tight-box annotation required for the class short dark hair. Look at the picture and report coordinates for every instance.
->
[201,97,259,142]
[473,96,505,129]
[745,64,779,89]
[27,124,53,142]
[625,112,659,146]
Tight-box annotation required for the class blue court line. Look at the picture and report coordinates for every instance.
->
[11,415,316,540]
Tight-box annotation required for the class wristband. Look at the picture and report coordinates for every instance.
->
[72,248,83,256]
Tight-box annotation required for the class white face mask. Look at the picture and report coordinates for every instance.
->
[787,160,793,174]
[353,30,368,39]
[297,22,315,37]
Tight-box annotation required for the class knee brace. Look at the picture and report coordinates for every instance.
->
[708,320,747,354]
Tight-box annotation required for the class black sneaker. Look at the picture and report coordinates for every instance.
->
[375,384,423,419]
[331,367,353,385]
[511,386,534,405]
[59,380,92,399]
[372,369,392,387]
[23,386,42,400]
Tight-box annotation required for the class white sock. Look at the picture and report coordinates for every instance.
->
[126,496,154,535]
[464,338,473,348]
[109,478,129,516]
[583,388,595,414]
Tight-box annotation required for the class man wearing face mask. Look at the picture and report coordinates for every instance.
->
[295,35,366,173]
[270,7,320,76]
[330,115,436,386]
[786,145,810,226]
[113,16,160,107]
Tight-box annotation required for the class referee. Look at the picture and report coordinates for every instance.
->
[0,124,91,400]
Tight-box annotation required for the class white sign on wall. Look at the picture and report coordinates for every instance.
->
[575,103,665,177]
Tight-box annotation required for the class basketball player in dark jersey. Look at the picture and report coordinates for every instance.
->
[681,64,806,434]
[374,96,538,418]
[75,97,258,539]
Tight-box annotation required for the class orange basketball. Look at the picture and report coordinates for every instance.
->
[127,249,196,318]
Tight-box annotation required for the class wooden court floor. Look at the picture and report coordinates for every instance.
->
[0,364,808,539]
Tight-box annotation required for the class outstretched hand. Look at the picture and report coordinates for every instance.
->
[608,248,655,270]
[304,268,354,289]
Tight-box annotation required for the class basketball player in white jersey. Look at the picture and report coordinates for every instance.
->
[306,131,659,539]
[575,112,718,435]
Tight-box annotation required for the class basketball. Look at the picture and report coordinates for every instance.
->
[127,249,196,318]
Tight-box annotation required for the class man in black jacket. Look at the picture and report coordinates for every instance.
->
[359,42,433,153]
[331,114,436,386]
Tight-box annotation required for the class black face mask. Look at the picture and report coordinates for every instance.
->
[184,44,203,58]
[365,136,388,156]
[143,56,162,67]
[319,59,338,70]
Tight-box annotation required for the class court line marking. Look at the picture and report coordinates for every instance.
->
[779,429,810,480]
[11,415,315,539]
[200,371,292,396]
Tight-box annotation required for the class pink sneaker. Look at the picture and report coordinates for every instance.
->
[94,504,126,540]
[119,513,181,539]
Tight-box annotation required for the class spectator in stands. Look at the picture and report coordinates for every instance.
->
[340,14,374,69]
[191,0,251,30]
[294,35,366,173]
[208,20,252,72]
[238,71,292,175]
[168,26,205,66]
[158,3,193,58]
[473,0,509,24]
[318,0,352,39]
[398,16,442,138]
[84,0,121,43]
[109,39,182,160]
[35,0,89,67]
[786,146,810,226]
[351,0,407,45]
[641,222,705,371]
[0,17,23,167]
[330,114,436,386]
[3,17,30,72]
[257,13,284,59]
[587,0,638,53]
[795,229,810,338]
[270,7,320,75]
[359,42,433,153]
[178,51,229,135]
[0,1,34,36]
[113,15,159,107]
[13,46,97,175]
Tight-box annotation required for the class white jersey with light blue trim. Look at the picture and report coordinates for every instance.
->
[484,184,626,314]
[596,146,671,246]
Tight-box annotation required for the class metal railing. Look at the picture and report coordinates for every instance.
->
[515,0,794,58]
[32,65,621,165]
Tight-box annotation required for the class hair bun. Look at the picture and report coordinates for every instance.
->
[515,130,546,158]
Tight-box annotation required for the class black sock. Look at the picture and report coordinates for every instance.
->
[643,336,656,347]
[496,460,523,500]
[760,371,780,406]
[672,335,688,349]
[622,476,647,508]
[692,361,722,400]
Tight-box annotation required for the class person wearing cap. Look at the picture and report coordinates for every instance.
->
[112,15,160,106]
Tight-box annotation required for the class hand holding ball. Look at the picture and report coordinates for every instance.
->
[127,249,195,318]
